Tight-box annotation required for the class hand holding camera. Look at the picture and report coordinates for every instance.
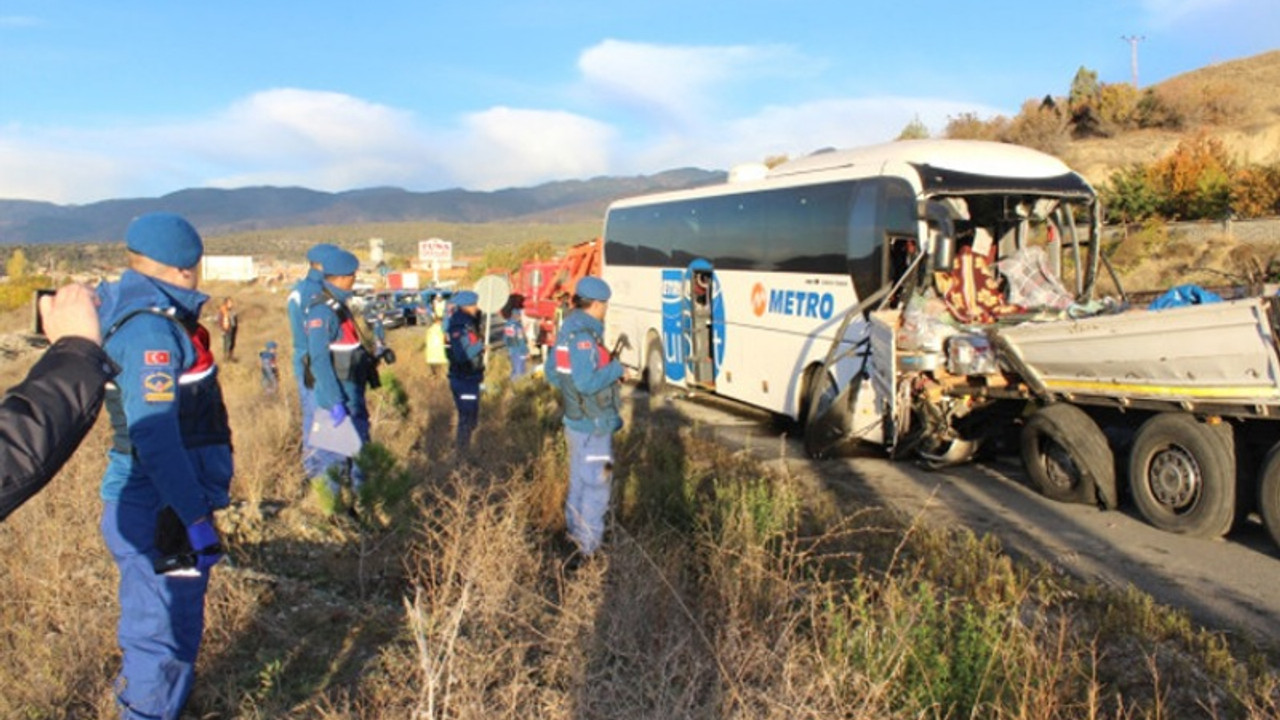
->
[35,284,101,345]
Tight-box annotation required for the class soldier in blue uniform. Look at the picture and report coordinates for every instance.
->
[503,306,530,379]
[545,276,626,559]
[303,248,375,493]
[287,244,339,481]
[95,212,233,720]
[446,290,485,452]
[259,341,280,395]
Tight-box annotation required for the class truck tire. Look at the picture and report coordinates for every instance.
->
[1257,442,1280,551]
[1020,403,1115,507]
[644,341,666,394]
[1128,413,1235,538]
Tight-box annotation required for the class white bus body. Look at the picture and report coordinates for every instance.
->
[602,139,1097,442]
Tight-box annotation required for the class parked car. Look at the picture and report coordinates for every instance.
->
[362,293,407,331]
[392,291,425,326]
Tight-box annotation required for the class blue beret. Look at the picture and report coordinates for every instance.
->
[321,248,359,276]
[453,290,479,307]
[306,243,340,264]
[576,276,612,301]
[126,212,204,269]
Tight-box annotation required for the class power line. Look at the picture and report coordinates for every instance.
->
[1121,35,1146,88]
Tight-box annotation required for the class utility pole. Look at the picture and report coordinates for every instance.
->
[1121,35,1146,88]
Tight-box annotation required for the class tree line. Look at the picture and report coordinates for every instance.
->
[897,65,1278,223]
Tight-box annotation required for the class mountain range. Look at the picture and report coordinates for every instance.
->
[0,168,725,246]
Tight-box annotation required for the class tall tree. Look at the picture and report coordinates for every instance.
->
[896,116,930,140]
[5,248,28,279]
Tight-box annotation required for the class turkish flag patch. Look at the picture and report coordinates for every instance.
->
[577,340,593,350]
[143,350,171,366]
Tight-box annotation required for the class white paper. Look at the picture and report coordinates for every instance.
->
[308,415,363,457]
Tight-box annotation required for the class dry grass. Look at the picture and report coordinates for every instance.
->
[1,284,1279,719]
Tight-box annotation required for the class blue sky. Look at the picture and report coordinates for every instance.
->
[1,0,1275,205]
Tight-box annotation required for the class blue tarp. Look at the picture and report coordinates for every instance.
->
[1148,284,1223,310]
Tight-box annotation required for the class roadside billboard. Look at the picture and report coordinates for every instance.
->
[418,238,453,269]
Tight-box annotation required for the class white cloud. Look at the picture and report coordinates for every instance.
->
[578,39,810,128]
[0,48,1002,205]
[0,133,135,204]
[187,89,436,190]
[619,96,1005,177]
[443,107,615,190]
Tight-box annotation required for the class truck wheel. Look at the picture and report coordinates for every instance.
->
[1257,443,1280,551]
[1020,403,1115,507]
[644,342,666,394]
[1128,414,1235,538]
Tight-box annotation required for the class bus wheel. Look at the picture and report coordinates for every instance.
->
[644,341,666,394]
[1128,413,1235,538]
[1257,442,1280,551]
[1020,403,1115,507]
[802,369,844,460]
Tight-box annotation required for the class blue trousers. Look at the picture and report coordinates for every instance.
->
[298,378,322,478]
[564,428,614,555]
[450,376,480,452]
[510,352,527,379]
[102,500,210,720]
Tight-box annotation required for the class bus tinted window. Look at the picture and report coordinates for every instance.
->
[847,182,881,296]
[844,178,919,297]
[606,181,857,273]
[773,182,854,273]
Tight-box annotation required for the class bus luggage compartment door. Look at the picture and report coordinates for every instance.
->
[682,261,723,389]
[660,269,688,384]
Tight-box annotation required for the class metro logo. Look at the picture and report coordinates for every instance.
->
[763,287,836,320]
[750,283,768,317]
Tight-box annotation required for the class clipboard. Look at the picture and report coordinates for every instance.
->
[308,415,363,457]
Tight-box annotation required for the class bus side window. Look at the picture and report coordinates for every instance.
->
[880,180,918,287]
[846,181,881,299]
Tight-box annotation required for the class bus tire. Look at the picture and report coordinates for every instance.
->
[1128,413,1235,538]
[1257,442,1280,551]
[1020,403,1115,507]
[644,341,666,394]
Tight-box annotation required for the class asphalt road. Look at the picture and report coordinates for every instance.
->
[637,386,1280,648]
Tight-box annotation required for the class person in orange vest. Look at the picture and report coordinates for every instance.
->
[216,296,238,361]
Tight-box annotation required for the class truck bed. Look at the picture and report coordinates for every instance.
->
[996,297,1280,412]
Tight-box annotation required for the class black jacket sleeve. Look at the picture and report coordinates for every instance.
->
[0,337,116,521]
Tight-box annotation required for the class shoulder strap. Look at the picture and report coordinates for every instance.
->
[562,321,603,348]
[310,287,376,351]
[103,307,191,346]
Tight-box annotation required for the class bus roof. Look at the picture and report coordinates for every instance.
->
[608,139,1092,210]
[769,139,1076,180]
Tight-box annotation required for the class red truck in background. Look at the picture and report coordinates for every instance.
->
[509,238,603,358]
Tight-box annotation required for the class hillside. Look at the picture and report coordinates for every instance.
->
[0,168,725,246]
[1066,49,1280,186]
